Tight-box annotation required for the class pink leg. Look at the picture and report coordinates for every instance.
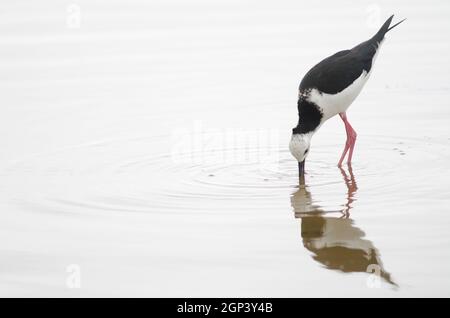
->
[338,112,357,166]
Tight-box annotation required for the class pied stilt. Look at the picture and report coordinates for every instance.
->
[289,15,405,185]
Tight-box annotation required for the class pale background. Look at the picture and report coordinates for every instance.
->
[1,0,449,297]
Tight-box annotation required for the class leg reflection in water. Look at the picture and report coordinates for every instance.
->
[290,165,396,286]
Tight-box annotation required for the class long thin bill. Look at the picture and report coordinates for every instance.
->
[298,160,305,186]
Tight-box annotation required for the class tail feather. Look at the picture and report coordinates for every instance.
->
[387,18,407,32]
[372,15,405,43]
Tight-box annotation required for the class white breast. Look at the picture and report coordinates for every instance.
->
[307,70,371,121]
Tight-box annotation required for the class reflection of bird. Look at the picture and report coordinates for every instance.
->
[289,15,405,185]
[290,166,396,286]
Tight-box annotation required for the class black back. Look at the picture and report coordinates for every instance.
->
[299,15,395,95]
[293,16,397,134]
[299,41,376,94]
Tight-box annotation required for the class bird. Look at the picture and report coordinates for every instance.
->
[289,15,405,185]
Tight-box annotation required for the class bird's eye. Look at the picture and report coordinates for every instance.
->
[304,149,309,155]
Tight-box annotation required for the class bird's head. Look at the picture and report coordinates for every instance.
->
[290,133,312,185]
[289,133,311,163]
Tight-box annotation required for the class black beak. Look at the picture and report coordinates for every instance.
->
[298,160,305,186]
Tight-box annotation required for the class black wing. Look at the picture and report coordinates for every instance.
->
[299,40,377,95]
[298,14,401,95]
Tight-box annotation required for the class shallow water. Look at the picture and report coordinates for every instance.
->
[1,0,450,296]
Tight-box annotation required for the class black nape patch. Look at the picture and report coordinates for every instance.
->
[292,99,323,134]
